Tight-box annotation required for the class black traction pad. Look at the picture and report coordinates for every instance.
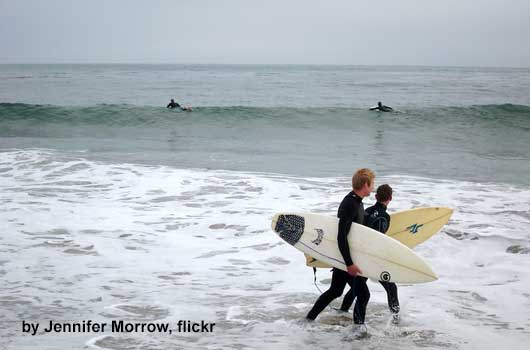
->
[275,214,305,245]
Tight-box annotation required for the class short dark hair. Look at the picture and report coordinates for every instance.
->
[375,184,392,202]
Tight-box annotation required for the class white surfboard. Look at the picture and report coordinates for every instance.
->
[271,212,437,284]
[306,207,453,268]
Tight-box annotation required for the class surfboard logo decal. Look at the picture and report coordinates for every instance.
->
[380,271,391,282]
[407,223,424,234]
[311,229,324,246]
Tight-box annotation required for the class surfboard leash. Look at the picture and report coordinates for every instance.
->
[312,267,325,294]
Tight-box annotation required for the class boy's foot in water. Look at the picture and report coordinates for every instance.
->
[352,323,368,339]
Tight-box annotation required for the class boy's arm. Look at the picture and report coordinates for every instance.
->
[337,198,362,276]
[382,213,390,234]
[338,217,354,266]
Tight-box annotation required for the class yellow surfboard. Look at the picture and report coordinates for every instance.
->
[305,207,453,268]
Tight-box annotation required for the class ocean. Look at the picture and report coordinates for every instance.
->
[1,64,529,349]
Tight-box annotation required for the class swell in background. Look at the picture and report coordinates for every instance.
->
[1,102,529,185]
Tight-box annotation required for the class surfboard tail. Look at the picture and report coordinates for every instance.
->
[271,213,305,246]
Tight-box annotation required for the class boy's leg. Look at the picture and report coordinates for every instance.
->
[307,268,348,320]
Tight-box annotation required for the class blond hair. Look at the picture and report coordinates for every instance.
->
[352,168,375,190]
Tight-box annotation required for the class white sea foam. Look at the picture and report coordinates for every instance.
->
[1,149,529,349]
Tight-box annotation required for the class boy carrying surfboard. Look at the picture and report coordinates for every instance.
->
[306,168,375,337]
[340,184,401,324]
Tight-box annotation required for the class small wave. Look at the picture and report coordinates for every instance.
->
[1,102,528,125]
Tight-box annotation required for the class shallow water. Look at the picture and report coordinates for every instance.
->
[1,149,529,349]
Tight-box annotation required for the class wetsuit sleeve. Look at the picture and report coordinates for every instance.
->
[338,218,353,266]
[375,218,386,233]
[337,197,360,266]
[383,213,390,234]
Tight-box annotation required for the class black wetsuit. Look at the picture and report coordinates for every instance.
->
[370,105,393,112]
[340,202,400,315]
[166,101,181,109]
[307,191,370,324]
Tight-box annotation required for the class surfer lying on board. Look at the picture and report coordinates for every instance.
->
[306,168,374,336]
[166,99,192,111]
[369,101,393,112]
[339,184,401,324]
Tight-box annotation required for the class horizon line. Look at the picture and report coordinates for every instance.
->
[1,62,529,69]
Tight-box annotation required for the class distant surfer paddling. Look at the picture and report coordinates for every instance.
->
[369,101,393,112]
[166,99,192,112]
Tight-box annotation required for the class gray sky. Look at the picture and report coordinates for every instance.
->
[1,0,530,67]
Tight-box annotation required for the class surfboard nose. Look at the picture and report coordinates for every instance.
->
[422,265,439,282]
[271,213,305,246]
